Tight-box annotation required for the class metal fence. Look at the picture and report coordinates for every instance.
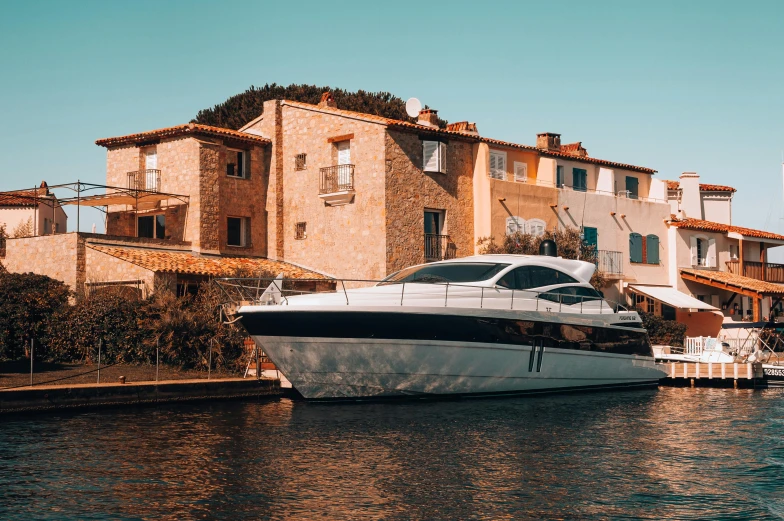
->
[320,164,354,193]
[597,250,623,275]
[424,234,456,262]
[127,169,162,192]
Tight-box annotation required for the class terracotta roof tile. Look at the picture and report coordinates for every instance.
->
[681,268,784,295]
[669,218,784,241]
[538,148,655,174]
[0,190,54,207]
[666,180,736,192]
[88,245,330,278]
[95,123,271,148]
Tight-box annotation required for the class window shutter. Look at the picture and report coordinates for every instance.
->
[583,227,598,249]
[423,141,439,172]
[438,142,447,173]
[626,176,639,199]
[489,152,497,176]
[498,154,506,179]
[514,162,528,183]
[690,236,698,266]
[630,233,643,263]
[707,238,717,268]
[646,234,659,264]
[506,216,524,235]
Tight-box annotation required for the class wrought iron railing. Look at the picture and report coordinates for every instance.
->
[127,169,162,192]
[597,250,623,275]
[726,260,784,283]
[319,164,354,194]
[424,233,456,262]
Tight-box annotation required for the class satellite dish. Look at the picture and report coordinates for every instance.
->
[405,97,422,118]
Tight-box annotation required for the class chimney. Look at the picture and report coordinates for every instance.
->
[536,132,561,152]
[445,121,479,136]
[679,172,702,219]
[318,91,337,109]
[417,108,439,128]
[560,142,588,157]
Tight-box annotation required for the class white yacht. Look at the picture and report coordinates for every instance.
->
[235,253,666,400]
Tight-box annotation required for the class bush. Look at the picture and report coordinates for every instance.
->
[0,271,71,361]
[638,311,687,346]
[477,226,607,289]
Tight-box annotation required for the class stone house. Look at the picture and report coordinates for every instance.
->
[0,181,67,245]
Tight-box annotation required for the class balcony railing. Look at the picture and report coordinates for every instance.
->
[320,164,354,194]
[597,250,623,276]
[425,233,456,262]
[127,169,161,192]
[726,260,784,283]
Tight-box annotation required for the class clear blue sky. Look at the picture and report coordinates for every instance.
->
[1,0,782,240]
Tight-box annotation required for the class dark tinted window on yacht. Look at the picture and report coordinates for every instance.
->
[381,263,510,284]
[538,285,603,305]
[496,266,578,290]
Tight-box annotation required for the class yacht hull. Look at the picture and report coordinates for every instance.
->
[240,306,665,400]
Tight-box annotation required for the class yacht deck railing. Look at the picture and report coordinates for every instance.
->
[215,278,633,317]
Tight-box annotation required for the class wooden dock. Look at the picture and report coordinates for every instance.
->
[659,362,766,388]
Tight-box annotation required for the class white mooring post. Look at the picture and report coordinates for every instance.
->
[708,362,713,379]
[733,363,739,380]
[208,339,213,381]
[156,338,160,382]
[721,363,726,379]
[97,339,102,384]
[30,338,34,387]
[696,363,701,379]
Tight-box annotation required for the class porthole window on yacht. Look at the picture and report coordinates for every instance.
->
[496,266,578,290]
[380,263,510,285]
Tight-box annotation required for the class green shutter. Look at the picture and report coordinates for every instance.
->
[583,227,598,249]
[646,234,659,264]
[573,168,587,191]
[630,233,643,263]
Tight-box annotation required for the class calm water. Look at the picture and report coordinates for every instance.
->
[1,388,784,520]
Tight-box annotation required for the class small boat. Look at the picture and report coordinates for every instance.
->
[229,252,666,400]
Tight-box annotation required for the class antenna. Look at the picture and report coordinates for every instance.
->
[405,98,422,119]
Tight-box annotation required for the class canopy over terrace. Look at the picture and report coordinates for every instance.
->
[627,284,719,311]
[52,181,189,232]
[680,268,784,321]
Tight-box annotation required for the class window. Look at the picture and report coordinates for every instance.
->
[423,140,447,174]
[496,266,578,290]
[629,233,643,263]
[647,297,655,314]
[556,166,564,188]
[526,219,546,237]
[424,210,444,235]
[227,217,249,246]
[145,148,157,170]
[625,176,639,199]
[295,153,307,171]
[295,222,307,240]
[690,236,715,267]
[537,285,603,305]
[138,215,166,239]
[646,234,659,264]
[381,263,510,285]
[337,141,351,165]
[730,244,739,260]
[489,150,506,180]
[513,162,528,183]
[227,150,247,178]
[572,168,587,191]
[506,216,525,235]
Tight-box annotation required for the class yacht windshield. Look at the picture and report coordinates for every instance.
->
[380,263,510,285]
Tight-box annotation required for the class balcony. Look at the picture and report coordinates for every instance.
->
[319,164,355,206]
[127,169,161,193]
[597,250,623,277]
[726,260,784,283]
[425,233,456,262]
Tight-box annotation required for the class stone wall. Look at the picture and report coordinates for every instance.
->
[2,233,83,292]
[218,145,268,257]
[84,245,155,296]
[385,130,475,274]
[276,103,389,280]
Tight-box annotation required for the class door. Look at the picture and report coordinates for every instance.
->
[337,141,351,189]
[424,210,443,261]
[145,149,158,191]
[625,176,639,199]
[583,227,598,249]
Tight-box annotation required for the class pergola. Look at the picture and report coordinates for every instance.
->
[680,268,784,321]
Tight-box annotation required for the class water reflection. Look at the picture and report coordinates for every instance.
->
[1,389,784,520]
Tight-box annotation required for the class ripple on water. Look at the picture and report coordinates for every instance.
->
[1,388,784,520]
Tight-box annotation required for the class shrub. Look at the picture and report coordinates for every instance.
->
[0,271,71,361]
[638,311,687,346]
[477,226,607,289]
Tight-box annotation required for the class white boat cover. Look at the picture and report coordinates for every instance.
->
[628,284,719,311]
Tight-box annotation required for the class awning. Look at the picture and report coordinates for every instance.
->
[61,191,189,210]
[628,284,719,311]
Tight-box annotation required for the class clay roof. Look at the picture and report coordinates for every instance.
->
[95,123,271,148]
[680,268,784,295]
[666,180,736,193]
[0,190,54,207]
[669,218,784,241]
[87,245,330,278]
